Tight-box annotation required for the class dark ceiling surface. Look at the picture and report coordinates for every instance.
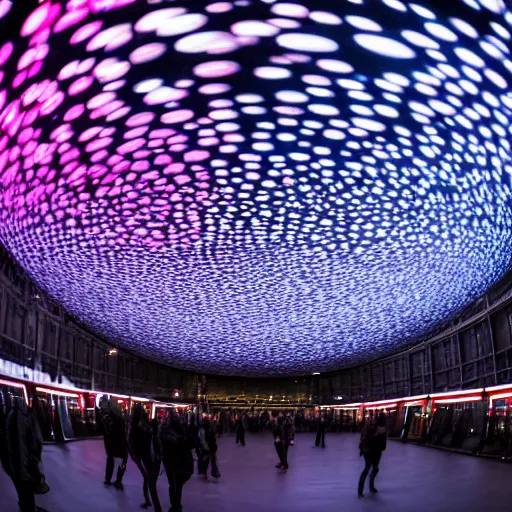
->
[0,0,511,376]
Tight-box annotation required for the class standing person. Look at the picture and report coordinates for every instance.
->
[196,417,220,480]
[4,397,50,512]
[358,413,387,497]
[273,413,291,472]
[128,404,162,511]
[288,413,295,446]
[235,414,245,447]
[98,398,128,489]
[315,415,326,448]
[159,410,194,512]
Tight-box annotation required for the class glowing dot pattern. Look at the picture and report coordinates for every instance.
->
[0,0,511,376]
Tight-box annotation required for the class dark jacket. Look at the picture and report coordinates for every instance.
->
[159,416,194,475]
[5,398,45,486]
[360,423,387,454]
[273,417,291,445]
[197,420,217,457]
[98,402,128,459]
[317,419,326,433]
[128,404,153,463]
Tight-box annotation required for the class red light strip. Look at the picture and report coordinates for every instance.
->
[35,386,79,398]
[434,396,482,404]
[0,378,29,404]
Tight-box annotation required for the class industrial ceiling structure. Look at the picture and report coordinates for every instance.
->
[0,0,511,376]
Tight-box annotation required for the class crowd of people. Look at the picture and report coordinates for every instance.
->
[0,395,388,511]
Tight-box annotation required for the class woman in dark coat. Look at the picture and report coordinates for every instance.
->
[128,404,162,511]
[159,410,195,512]
[358,412,387,497]
[98,398,128,489]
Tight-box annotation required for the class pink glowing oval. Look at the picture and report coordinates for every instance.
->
[85,137,113,153]
[0,0,12,20]
[124,126,148,139]
[91,150,108,163]
[94,58,130,83]
[206,2,233,13]
[0,41,14,67]
[76,57,96,74]
[104,79,126,91]
[21,2,55,37]
[58,60,79,81]
[129,43,167,64]
[90,100,124,120]
[144,87,188,105]
[175,31,240,54]
[126,112,155,127]
[161,110,195,124]
[106,106,131,122]
[79,126,103,142]
[12,71,28,89]
[64,104,85,122]
[28,60,43,79]
[134,8,187,33]
[87,23,132,52]
[193,60,241,78]
[68,75,94,96]
[89,0,137,14]
[150,128,176,139]
[157,13,208,37]
[184,150,210,162]
[40,91,65,116]
[54,8,89,33]
[87,92,116,110]
[117,138,146,154]
[198,83,232,95]
[231,20,280,37]
[70,21,103,45]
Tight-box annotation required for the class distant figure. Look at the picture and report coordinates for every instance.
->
[273,413,291,472]
[159,410,195,512]
[4,397,50,512]
[128,404,161,511]
[288,413,295,446]
[358,413,387,497]
[197,417,220,480]
[98,398,128,489]
[235,414,245,446]
[315,416,326,448]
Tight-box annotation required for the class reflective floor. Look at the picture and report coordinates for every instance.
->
[1,433,511,512]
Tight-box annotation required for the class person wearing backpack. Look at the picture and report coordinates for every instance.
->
[159,410,195,512]
[128,404,162,511]
[358,412,387,497]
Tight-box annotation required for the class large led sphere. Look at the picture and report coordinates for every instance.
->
[0,0,511,376]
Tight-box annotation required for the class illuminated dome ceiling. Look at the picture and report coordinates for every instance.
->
[0,0,511,377]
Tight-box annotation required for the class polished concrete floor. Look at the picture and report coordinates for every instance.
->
[1,433,511,512]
